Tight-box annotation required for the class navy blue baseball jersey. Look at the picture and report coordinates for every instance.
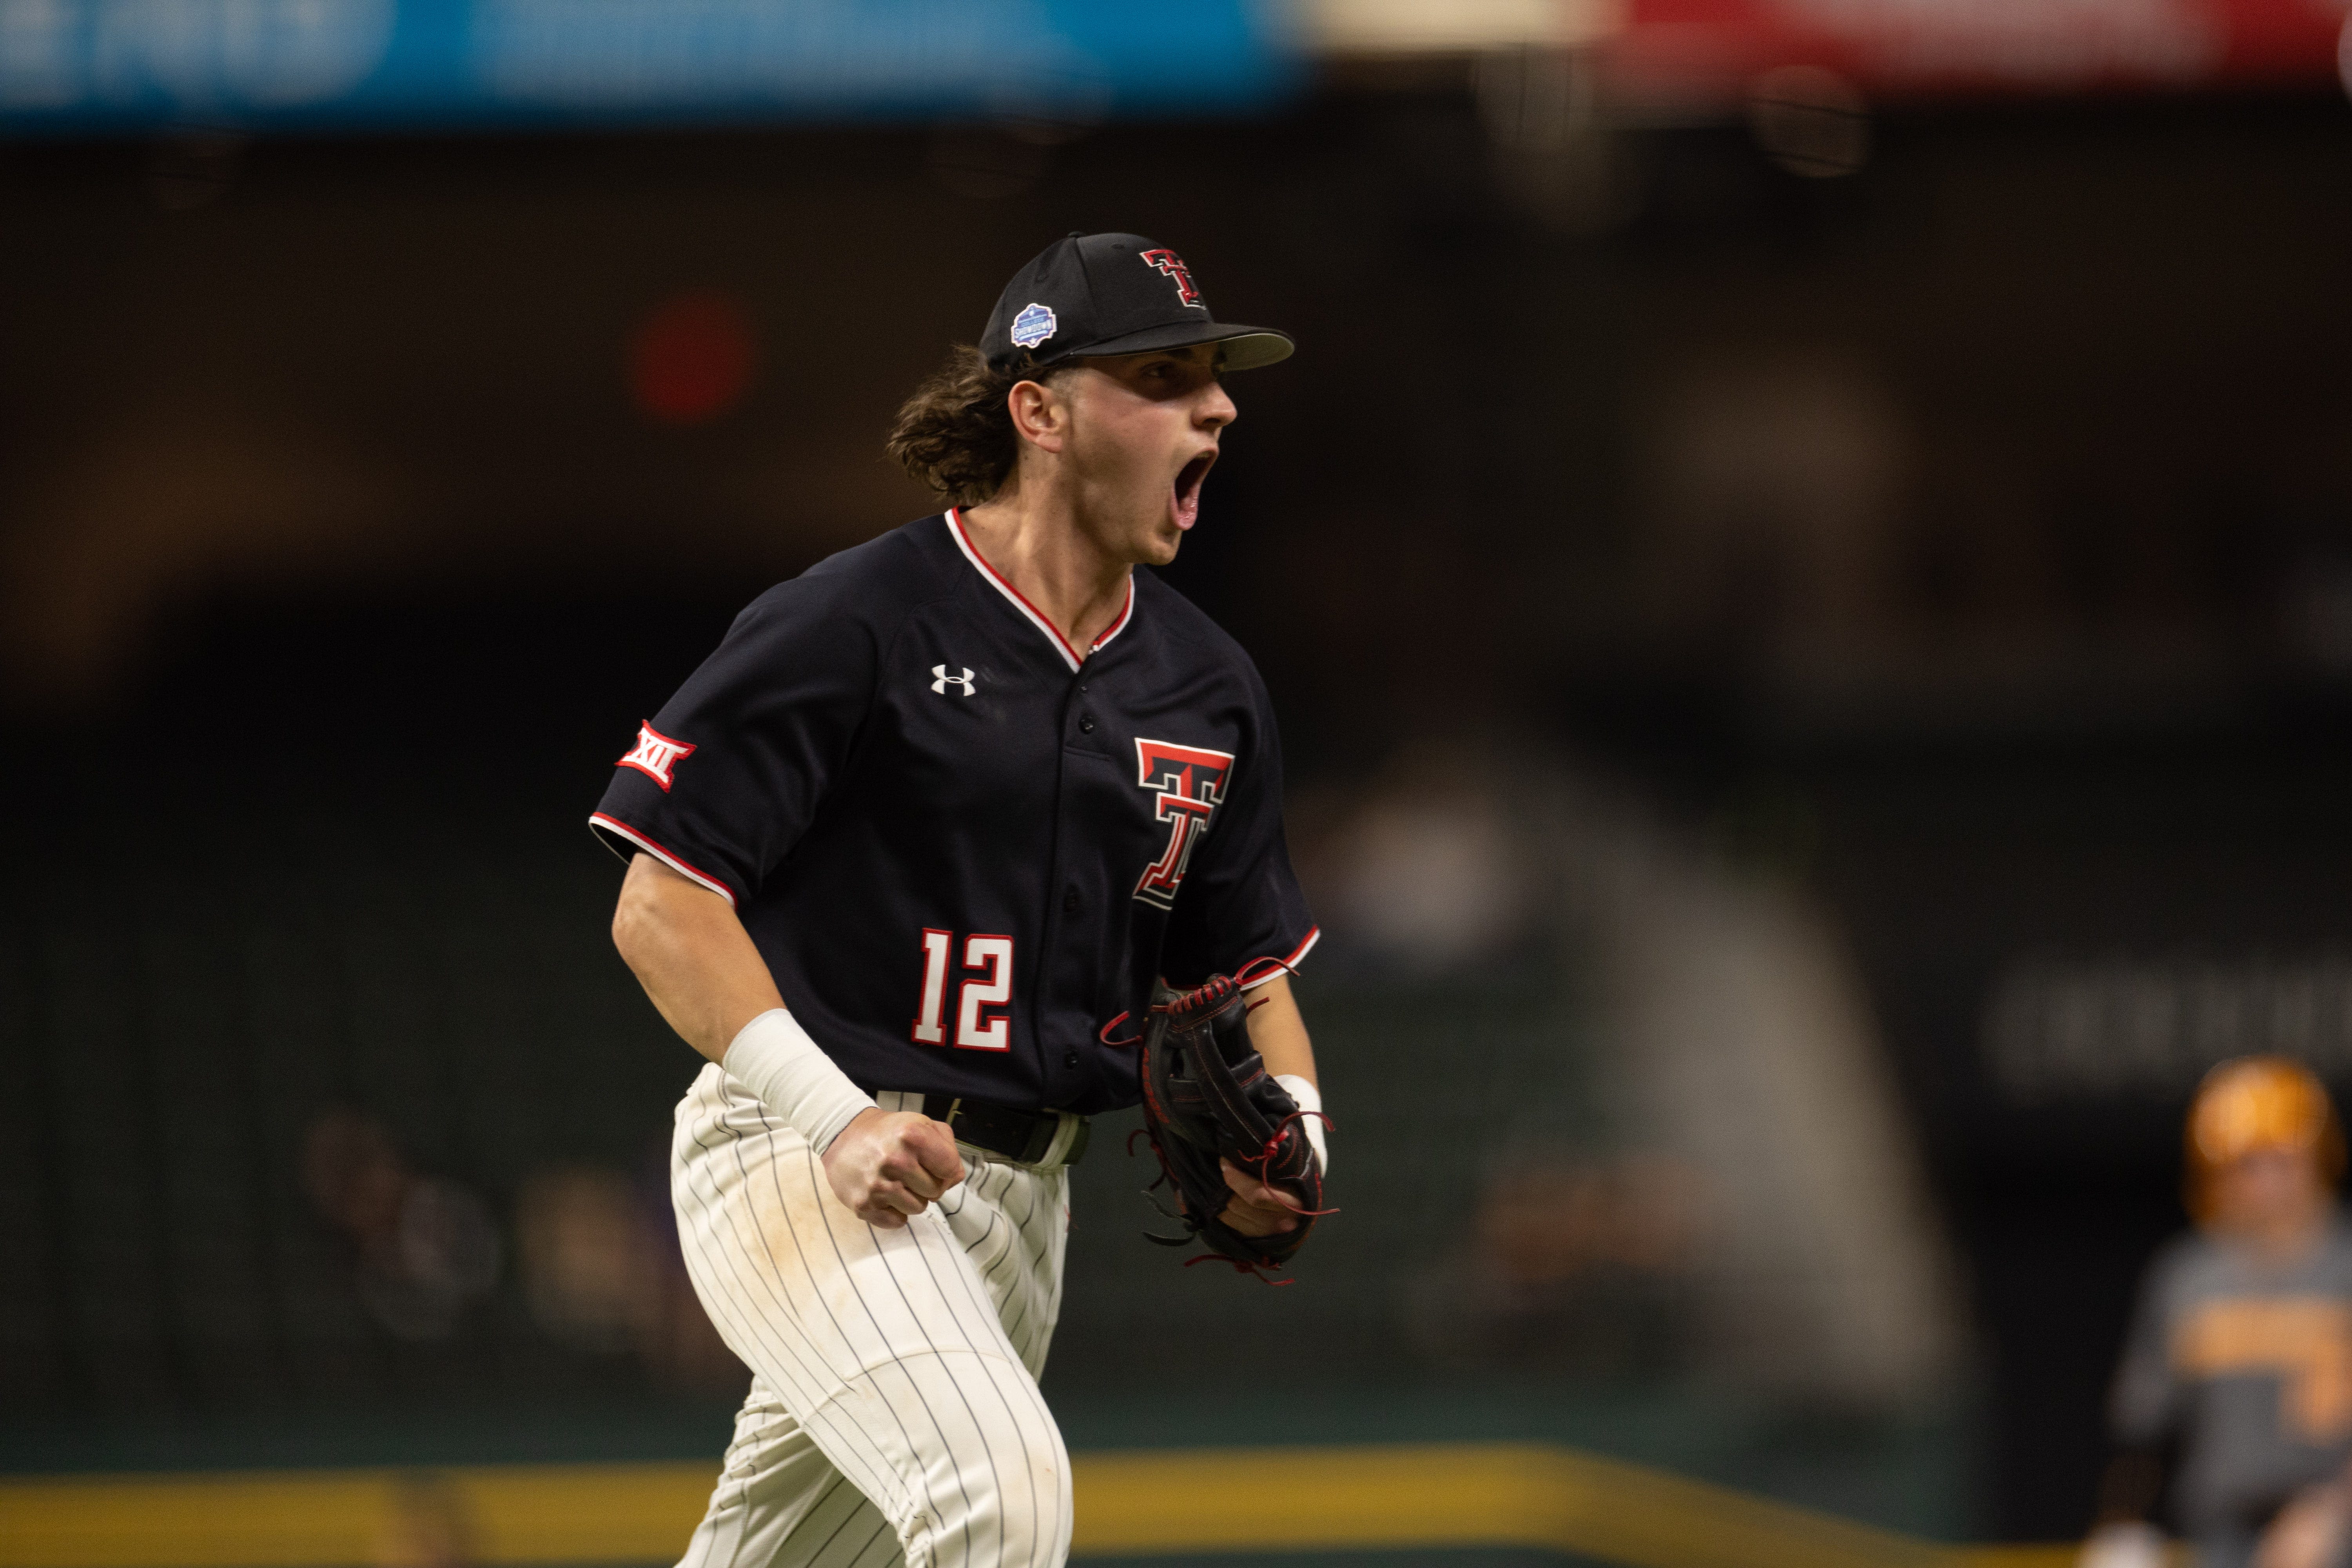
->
[590,509,1318,1113]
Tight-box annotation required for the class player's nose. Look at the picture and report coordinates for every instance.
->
[1197,377,1237,430]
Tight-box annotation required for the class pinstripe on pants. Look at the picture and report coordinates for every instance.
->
[671,1065,1075,1568]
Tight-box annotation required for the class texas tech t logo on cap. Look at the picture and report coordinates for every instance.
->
[1132,738,1232,907]
[1139,249,1203,309]
[619,721,696,791]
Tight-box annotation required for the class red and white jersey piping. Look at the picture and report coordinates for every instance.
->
[589,811,737,907]
[1236,926,1321,990]
[946,508,1134,672]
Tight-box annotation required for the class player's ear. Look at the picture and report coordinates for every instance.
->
[1006,375,1070,453]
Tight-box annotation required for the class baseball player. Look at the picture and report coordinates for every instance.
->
[593,232,1327,1568]
[2082,1057,2352,1568]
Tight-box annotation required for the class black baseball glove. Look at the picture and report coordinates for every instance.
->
[1134,973,1329,1277]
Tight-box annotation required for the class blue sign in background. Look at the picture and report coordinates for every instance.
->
[0,0,1302,134]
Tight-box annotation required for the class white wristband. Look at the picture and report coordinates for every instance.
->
[722,1008,876,1153]
[1274,1073,1327,1176]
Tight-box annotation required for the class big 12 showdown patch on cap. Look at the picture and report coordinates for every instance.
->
[1010,302,1057,348]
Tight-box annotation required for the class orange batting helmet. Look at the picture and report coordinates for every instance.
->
[2185,1056,2345,1222]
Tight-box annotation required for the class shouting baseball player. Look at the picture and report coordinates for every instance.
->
[594,232,1328,1568]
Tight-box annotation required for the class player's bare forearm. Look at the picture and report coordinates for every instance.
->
[610,852,784,1063]
[611,855,967,1227]
[1243,973,1316,1085]
[1216,972,1319,1238]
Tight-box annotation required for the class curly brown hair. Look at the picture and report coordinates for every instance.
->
[886,344,1072,508]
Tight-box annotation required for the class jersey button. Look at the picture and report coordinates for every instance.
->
[1062,887,1080,913]
[1063,1051,1080,1067]
[1078,714,1095,733]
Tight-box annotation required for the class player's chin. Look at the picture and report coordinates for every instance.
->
[1136,520,1184,567]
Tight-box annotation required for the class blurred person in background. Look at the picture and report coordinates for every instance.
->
[301,1109,502,1341]
[2082,1058,2352,1568]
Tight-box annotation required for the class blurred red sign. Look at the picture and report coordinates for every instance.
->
[1611,0,2348,100]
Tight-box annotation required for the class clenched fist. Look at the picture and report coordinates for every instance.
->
[822,1108,967,1228]
[1216,1156,1303,1239]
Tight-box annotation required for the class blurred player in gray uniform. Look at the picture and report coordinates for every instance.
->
[2082,1057,2352,1568]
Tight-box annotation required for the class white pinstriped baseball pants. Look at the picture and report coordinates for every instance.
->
[669,1065,1075,1568]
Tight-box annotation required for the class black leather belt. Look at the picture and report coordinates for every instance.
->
[897,1093,1089,1167]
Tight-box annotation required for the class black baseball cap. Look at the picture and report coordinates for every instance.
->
[980,232,1294,376]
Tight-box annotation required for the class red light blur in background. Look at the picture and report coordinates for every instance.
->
[629,289,758,425]
[1612,0,2345,102]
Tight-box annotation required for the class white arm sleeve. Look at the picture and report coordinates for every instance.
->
[1274,1073,1327,1176]
[722,1008,876,1152]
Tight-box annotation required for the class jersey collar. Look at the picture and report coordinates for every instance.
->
[945,508,1134,673]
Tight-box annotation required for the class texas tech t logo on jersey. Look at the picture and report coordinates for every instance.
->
[618,721,696,791]
[1138,249,1203,309]
[1132,738,1232,908]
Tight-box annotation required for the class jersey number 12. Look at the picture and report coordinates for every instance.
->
[912,929,1013,1051]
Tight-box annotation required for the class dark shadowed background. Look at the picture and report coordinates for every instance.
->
[11,9,2352,1554]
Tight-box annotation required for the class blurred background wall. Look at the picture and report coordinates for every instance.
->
[9,0,2352,1552]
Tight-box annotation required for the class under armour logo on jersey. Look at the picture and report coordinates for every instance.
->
[617,720,696,792]
[931,664,976,697]
[1139,248,1203,309]
[1132,737,1234,907]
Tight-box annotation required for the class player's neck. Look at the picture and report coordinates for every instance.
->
[2221,1196,2333,1267]
[960,486,1132,658]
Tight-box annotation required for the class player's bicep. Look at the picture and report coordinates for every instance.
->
[611,853,787,1062]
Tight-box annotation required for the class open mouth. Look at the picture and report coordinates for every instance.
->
[1172,451,1215,531]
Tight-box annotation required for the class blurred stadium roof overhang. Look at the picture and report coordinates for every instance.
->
[2,0,2342,141]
